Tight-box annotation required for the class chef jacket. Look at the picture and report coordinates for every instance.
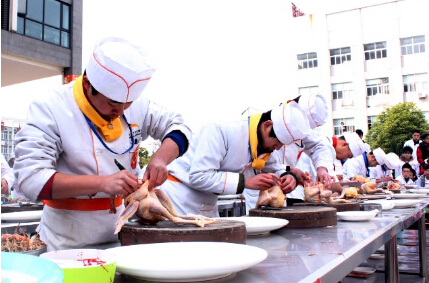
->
[394,159,420,179]
[369,165,393,188]
[342,154,369,181]
[159,119,285,218]
[1,154,15,195]
[13,81,191,251]
[395,175,415,186]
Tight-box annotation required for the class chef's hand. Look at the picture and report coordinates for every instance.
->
[290,167,310,184]
[278,174,296,194]
[1,178,9,195]
[103,170,138,196]
[315,167,333,188]
[142,157,168,191]
[245,173,279,190]
[383,176,393,182]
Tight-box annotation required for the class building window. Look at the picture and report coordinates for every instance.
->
[364,42,387,60]
[332,82,353,100]
[297,52,318,69]
[368,116,376,130]
[298,86,319,96]
[16,0,71,48]
[403,73,428,93]
[330,47,351,65]
[334,118,355,136]
[401,35,425,55]
[366,78,389,96]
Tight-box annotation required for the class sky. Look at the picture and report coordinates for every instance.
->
[1,0,369,133]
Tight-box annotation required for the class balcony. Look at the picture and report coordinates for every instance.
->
[366,94,391,108]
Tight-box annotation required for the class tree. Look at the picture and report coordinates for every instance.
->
[366,102,429,155]
[138,146,151,168]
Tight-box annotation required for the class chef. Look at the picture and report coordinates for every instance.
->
[1,153,15,196]
[369,152,400,188]
[13,37,192,251]
[255,93,332,207]
[158,102,311,217]
[343,148,387,181]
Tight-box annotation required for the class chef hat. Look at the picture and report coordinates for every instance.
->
[373,147,387,165]
[298,93,329,129]
[361,143,371,153]
[86,37,156,103]
[271,101,310,145]
[384,152,400,170]
[343,132,364,157]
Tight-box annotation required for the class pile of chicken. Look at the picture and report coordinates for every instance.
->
[351,175,394,195]
[114,181,217,235]
[1,231,45,252]
[304,183,354,203]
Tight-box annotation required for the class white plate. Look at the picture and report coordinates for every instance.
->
[389,199,422,208]
[404,184,418,189]
[353,267,376,274]
[369,253,385,260]
[337,210,378,221]
[391,193,426,199]
[219,217,289,235]
[107,242,268,282]
[364,200,395,210]
[409,189,429,194]
[1,210,43,222]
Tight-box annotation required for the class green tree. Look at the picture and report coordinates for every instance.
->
[366,102,429,155]
[138,146,151,168]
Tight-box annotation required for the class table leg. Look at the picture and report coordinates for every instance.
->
[384,236,399,283]
[418,215,428,280]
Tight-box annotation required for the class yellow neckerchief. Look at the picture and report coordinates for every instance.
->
[73,76,123,142]
[249,113,271,170]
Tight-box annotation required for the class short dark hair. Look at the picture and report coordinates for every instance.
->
[402,146,413,154]
[83,70,100,95]
[402,163,412,171]
[260,110,277,138]
[413,129,421,134]
[356,129,364,136]
[423,162,429,171]
[422,134,429,140]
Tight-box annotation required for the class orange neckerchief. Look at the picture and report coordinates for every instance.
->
[249,114,270,170]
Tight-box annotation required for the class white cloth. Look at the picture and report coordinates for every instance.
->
[404,139,421,161]
[271,101,310,145]
[159,119,287,218]
[394,159,420,179]
[14,81,191,251]
[343,133,365,157]
[1,154,15,195]
[342,155,368,180]
[369,165,393,188]
[297,93,329,129]
[384,153,400,170]
[395,175,415,186]
[86,37,155,103]
[373,148,387,165]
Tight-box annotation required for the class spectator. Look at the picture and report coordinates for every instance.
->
[355,129,365,142]
[411,168,418,182]
[395,163,415,186]
[416,162,429,188]
[394,146,419,178]
[417,134,429,175]
[404,129,421,160]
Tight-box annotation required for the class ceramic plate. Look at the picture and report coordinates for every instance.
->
[391,193,426,199]
[404,184,418,189]
[409,189,429,194]
[219,217,289,235]
[107,242,267,282]
[1,210,43,222]
[369,253,385,260]
[353,267,376,274]
[364,200,395,210]
[389,199,422,208]
[337,210,378,221]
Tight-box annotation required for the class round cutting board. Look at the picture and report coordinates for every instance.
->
[292,202,360,212]
[119,219,246,246]
[249,206,337,228]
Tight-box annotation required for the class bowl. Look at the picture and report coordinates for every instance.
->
[1,251,63,283]
[40,249,116,283]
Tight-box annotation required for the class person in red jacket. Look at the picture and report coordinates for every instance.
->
[417,134,429,175]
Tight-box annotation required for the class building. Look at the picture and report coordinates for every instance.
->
[1,0,83,159]
[291,0,428,138]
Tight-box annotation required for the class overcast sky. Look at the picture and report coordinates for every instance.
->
[1,0,371,133]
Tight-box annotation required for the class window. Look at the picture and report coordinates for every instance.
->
[368,116,376,130]
[333,118,355,136]
[297,52,318,69]
[364,42,387,60]
[330,47,351,65]
[298,86,319,96]
[401,35,425,55]
[403,73,428,93]
[332,82,353,100]
[16,0,71,48]
[366,78,389,96]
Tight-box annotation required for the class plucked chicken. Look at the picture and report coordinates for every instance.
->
[255,184,285,208]
[304,183,351,203]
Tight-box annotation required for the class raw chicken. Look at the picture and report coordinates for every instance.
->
[360,182,380,194]
[304,183,351,204]
[387,182,401,191]
[114,181,217,234]
[352,175,371,183]
[255,185,285,208]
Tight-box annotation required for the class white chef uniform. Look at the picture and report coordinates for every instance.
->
[343,147,386,181]
[395,175,415,186]
[404,138,421,161]
[14,37,192,251]
[394,159,419,179]
[160,102,310,217]
[1,154,15,195]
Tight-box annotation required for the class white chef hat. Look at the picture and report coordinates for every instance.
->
[343,132,364,157]
[384,152,400,170]
[361,143,371,153]
[373,147,387,165]
[86,37,156,103]
[298,93,329,129]
[271,101,310,145]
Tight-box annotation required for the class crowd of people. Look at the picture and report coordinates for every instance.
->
[2,36,428,251]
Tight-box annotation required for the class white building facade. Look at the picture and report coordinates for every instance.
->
[291,0,428,138]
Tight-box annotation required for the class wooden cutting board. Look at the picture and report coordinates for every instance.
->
[292,201,360,212]
[119,219,246,246]
[249,206,337,228]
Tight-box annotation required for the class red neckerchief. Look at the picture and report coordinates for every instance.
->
[332,137,337,148]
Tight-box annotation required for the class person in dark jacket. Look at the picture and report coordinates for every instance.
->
[417,134,429,175]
